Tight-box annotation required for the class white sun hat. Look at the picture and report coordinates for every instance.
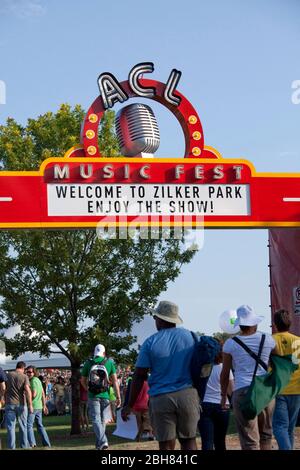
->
[151,300,183,325]
[234,305,264,327]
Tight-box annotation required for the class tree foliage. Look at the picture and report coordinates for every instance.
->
[98,109,120,157]
[0,104,85,170]
[0,104,195,433]
[0,229,193,364]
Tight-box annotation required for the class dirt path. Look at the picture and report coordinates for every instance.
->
[110,429,300,450]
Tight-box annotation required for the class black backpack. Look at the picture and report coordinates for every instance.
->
[88,357,109,395]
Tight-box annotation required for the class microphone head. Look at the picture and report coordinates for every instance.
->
[115,103,160,157]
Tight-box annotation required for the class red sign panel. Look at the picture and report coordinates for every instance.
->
[1,66,300,229]
[0,156,299,228]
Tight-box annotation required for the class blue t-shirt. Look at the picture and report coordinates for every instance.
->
[136,327,194,396]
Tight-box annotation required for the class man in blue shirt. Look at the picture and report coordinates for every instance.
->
[122,301,200,450]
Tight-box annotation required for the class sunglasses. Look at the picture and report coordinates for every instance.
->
[26,371,34,374]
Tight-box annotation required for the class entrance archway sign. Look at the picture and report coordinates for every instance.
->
[1,62,300,229]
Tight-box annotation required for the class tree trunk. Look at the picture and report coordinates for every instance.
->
[70,362,81,435]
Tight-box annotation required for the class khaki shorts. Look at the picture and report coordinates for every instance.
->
[149,387,200,442]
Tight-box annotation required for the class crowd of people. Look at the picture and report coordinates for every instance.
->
[0,300,300,451]
[0,359,138,449]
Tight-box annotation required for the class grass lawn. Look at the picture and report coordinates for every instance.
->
[0,415,124,450]
[0,412,238,450]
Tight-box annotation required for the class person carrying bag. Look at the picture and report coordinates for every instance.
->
[272,309,300,450]
[221,305,297,450]
[232,335,297,421]
[221,305,276,450]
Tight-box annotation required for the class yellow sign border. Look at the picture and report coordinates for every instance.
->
[0,145,300,229]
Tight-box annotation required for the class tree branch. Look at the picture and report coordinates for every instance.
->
[42,326,72,362]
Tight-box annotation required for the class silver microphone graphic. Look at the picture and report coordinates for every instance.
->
[115,103,160,157]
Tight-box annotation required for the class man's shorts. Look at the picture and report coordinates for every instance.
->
[149,387,200,442]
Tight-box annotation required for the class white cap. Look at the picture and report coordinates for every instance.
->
[234,305,264,327]
[94,344,105,357]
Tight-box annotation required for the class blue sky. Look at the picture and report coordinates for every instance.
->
[1,0,300,342]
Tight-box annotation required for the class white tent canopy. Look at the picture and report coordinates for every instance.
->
[0,314,156,371]
[0,355,70,371]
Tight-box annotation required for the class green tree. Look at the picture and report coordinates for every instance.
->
[0,104,195,434]
[212,332,237,342]
[98,109,120,157]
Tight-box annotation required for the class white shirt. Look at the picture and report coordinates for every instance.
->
[223,331,275,391]
[203,363,234,404]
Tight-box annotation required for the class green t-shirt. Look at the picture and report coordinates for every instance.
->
[81,357,116,400]
[30,376,43,410]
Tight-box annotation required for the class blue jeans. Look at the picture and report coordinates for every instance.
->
[5,404,28,449]
[273,394,300,450]
[88,398,110,449]
[199,402,230,450]
[27,409,51,447]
